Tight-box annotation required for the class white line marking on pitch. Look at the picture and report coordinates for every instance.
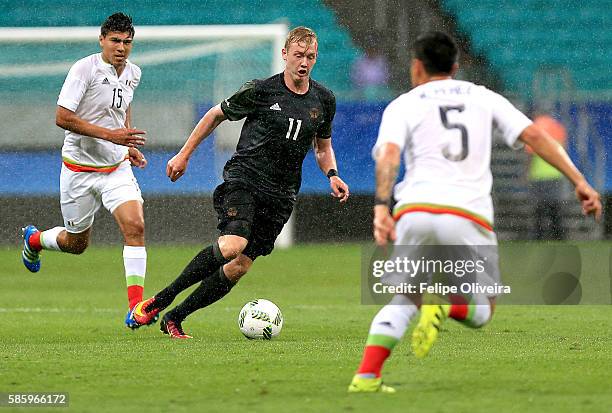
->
[0,307,116,313]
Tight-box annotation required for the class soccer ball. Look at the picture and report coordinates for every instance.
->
[238,299,283,340]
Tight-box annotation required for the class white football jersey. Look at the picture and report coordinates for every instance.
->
[373,79,532,225]
[57,53,141,168]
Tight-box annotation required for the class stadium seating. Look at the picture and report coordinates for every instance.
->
[440,0,611,96]
[0,0,361,97]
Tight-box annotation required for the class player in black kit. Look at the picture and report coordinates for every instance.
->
[129,27,350,338]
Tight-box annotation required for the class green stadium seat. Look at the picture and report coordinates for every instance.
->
[0,0,361,99]
[440,0,611,97]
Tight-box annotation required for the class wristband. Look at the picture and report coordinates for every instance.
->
[326,169,338,178]
[374,197,390,206]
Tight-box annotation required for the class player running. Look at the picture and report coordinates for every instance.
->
[129,26,349,338]
[348,31,602,393]
[20,13,151,329]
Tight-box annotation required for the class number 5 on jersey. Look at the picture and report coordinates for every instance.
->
[285,117,302,141]
[439,104,468,161]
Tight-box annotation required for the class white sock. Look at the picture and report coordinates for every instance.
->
[123,246,146,309]
[368,294,418,341]
[123,245,147,283]
[465,307,491,328]
[40,227,65,251]
[463,294,492,328]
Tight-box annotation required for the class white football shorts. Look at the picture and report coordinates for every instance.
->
[382,212,502,298]
[59,161,144,233]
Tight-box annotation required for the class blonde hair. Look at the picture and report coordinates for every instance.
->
[284,26,317,51]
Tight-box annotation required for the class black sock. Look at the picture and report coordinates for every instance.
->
[165,267,236,322]
[153,243,230,310]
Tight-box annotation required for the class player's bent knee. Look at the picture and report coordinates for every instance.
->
[225,266,249,283]
[223,255,253,282]
[218,234,248,260]
[235,261,250,275]
[121,218,145,239]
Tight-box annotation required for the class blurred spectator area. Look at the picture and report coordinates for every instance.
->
[350,32,393,101]
[0,0,361,100]
[0,0,362,151]
[440,0,611,99]
[328,0,611,100]
[327,0,609,240]
[325,0,501,94]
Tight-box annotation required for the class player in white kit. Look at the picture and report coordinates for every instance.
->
[349,32,602,393]
[20,13,153,329]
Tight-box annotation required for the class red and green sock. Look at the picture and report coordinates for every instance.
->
[448,295,492,328]
[356,295,418,378]
[29,226,65,252]
[28,231,42,251]
[357,335,398,378]
[123,246,147,309]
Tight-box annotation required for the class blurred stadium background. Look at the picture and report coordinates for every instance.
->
[0,0,610,246]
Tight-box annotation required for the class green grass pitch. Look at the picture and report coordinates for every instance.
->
[1,244,611,412]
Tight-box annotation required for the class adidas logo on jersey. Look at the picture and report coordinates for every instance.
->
[102,78,110,85]
[269,103,282,111]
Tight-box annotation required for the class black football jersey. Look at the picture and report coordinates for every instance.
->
[220,73,336,200]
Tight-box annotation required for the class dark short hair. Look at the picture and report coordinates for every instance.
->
[101,13,134,38]
[413,31,458,75]
[285,26,317,51]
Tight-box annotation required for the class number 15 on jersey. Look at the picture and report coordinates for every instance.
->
[112,88,123,108]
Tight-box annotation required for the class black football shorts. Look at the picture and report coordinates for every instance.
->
[212,181,294,260]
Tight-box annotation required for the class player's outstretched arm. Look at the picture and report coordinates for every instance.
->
[313,137,349,203]
[519,124,602,220]
[166,104,227,182]
[373,142,400,246]
[56,106,146,147]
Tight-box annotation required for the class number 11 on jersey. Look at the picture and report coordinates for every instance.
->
[285,118,302,141]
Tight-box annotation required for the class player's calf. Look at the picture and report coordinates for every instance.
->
[152,241,234,310]
[162,267,237,324]
[21,225,73,272]
[351,295,418,391]
[61,235,89,254]
[223,254,253,283]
